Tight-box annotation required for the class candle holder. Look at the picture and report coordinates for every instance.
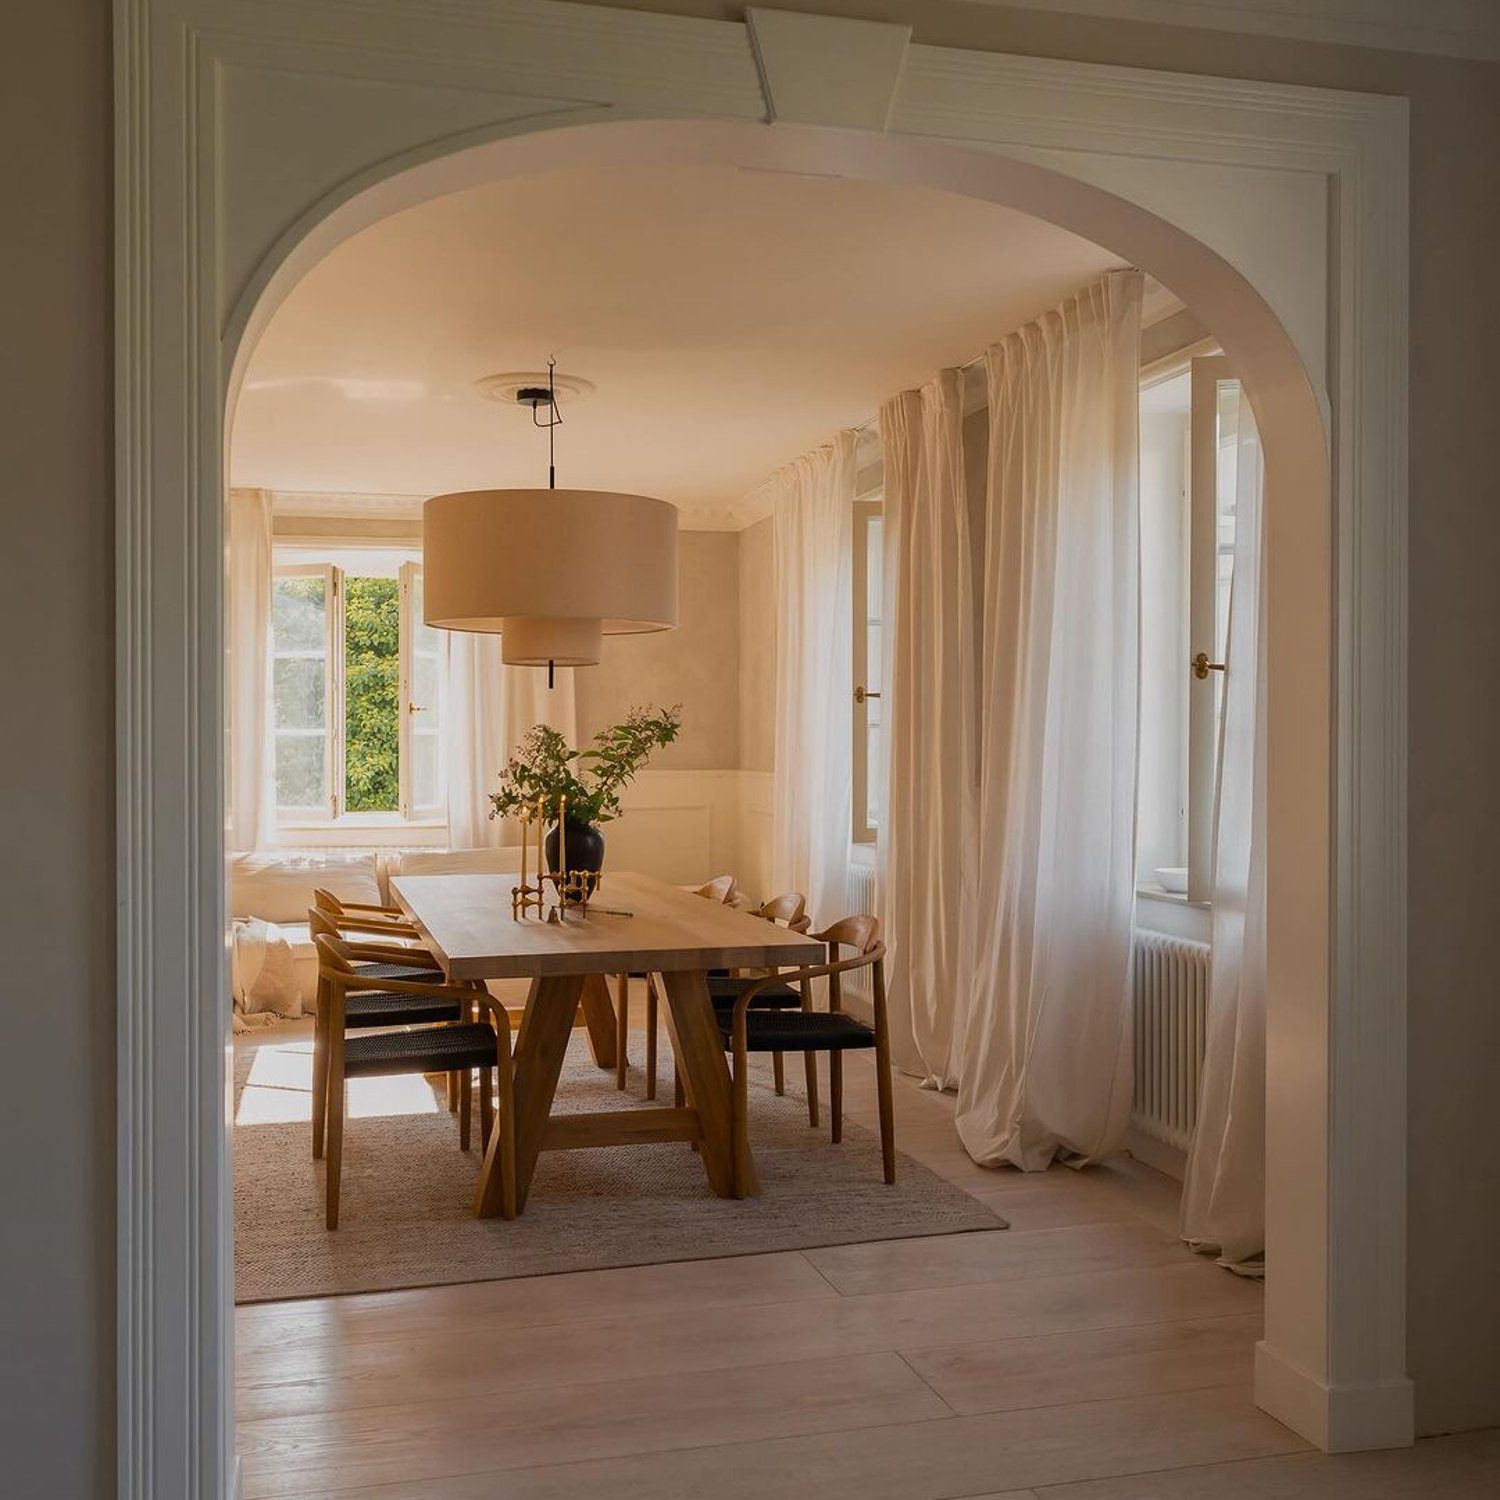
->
[511,795,601,920]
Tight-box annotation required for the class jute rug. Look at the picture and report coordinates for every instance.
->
[233,1026,1005,1303]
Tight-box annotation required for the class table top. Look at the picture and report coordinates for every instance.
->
[389,870,825,980]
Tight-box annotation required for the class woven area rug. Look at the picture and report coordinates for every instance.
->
[233,1025,1005,1303]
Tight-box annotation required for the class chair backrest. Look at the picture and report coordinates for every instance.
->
[693,874,737,903]
[813,913,882,956]
[312,931,357,976]
[312,887,344,916]
[308,908,341,942]
[756,891,808,930]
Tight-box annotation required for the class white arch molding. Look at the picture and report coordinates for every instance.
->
[113,3,1410,1494]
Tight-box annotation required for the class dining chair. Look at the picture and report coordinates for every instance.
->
[720,914,894,1188]
[312,933,516,1228]
[312,886,421,941]
[705,892,815,1117]
[616,873,739,1100]
[307,908,463,1117]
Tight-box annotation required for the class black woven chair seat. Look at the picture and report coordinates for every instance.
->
[352,960,445,985]
[343,1021,498,1078]
[716,1009,875,1052]
[706,974,803,1010]
[343,989,463,1029]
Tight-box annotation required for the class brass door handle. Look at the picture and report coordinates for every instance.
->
[854,685,882,704]
[1191,653,1226,680]
[406,702,428,714]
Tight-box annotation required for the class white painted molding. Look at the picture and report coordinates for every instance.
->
[747,8,911,128]
[114,3,1410,1493]
[955,0,1500,62]
[1256,1342,1416,1453]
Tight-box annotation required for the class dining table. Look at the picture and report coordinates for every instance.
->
[389,869,825,1217]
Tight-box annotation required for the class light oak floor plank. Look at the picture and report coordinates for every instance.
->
[237,1261,1261,1422]
[902,1313,1261,1416]
[1031,1427,1500,1498]
[240,1349,949,1498]
[268,1385,1304,1500]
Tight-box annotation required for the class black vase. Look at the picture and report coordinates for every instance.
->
[545,818,605,876]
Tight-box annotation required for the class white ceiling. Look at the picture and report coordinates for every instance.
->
[231,163,1133,528]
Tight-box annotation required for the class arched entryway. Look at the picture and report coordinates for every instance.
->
[114,8,1409,1492]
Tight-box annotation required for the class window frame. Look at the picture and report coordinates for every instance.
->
[397,559,444,822]
[270,552,444,836]
[851,497,883,846]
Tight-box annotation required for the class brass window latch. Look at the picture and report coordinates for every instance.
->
[1191,652,1226,680]
[854,685,881,704]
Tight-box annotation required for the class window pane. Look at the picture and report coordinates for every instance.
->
[866,723,882,829]
[410,730,440,812]
[272,575,327,652]
[344,576,400,813]
[273,657,325,730]
[272,573,328,812]
[1214,381,1241,767]
[274,733,325,810]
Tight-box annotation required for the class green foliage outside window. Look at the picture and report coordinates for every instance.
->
[343,576,399,812]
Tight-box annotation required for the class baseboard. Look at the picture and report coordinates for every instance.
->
[1123,1125,1186,1182]
[1255,1341,1415,1452]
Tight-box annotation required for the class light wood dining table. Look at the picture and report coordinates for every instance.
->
[389,870,825,1217]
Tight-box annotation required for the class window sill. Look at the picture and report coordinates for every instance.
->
[1136,884,1210,909]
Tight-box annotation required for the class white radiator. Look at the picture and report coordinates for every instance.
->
[842,859,878,1011]
[1129,930,1210,1172]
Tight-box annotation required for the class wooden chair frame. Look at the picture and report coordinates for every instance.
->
[312,886,421,940]
[727,916,894,1189]
[618,875,739,1101]
[313,933,517,1228]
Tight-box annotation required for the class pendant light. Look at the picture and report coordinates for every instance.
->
[423,359,678,682]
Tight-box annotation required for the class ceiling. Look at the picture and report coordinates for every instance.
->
[231,163,1138,528]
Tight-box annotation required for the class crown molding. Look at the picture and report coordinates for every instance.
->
[955,0,1500,63]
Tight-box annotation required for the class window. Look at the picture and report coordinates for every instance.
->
[1135,351,1237,901]
[270,547,444,826]
[852,499,884,844]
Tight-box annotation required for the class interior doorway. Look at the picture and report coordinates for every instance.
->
[114,8,1411,1491]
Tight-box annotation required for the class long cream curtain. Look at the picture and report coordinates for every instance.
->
[227,488,273,853]
[955,270,1144,1168]
[443,633,576,849]
[1181,393,1267,1271]
[877,372,978,1086]
[771,431,857,927]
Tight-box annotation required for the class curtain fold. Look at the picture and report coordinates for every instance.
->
[956,270,1144,1169]
[877,372,978,1086]
[770,431,856,927]
[1181,394,1267,1272]
[443,632,576,849]
[227,488,273,854]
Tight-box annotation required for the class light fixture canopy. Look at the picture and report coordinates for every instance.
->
[422,487,678,667]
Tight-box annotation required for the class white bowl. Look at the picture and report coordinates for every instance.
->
[1154,866,1189,895]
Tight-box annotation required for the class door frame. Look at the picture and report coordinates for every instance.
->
[114,3,1410,1494]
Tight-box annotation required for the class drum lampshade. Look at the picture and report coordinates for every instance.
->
[422,489,679,666]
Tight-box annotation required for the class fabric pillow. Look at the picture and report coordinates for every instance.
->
[391,847,523,877]
[229,852,383,924]
[231,918,303,1019]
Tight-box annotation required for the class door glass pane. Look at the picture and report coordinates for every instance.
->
[271,574,327,812]
[407,569,443,812]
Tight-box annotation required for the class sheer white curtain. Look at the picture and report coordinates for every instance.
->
[956,270,1144,1168]
[227,488,273,853]
[771,431,856,928]
[1181,395,1267,1271]
[443,632,576,849]
[877,372,978,1086]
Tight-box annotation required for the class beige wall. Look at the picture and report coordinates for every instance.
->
[575,530,741,769]
[737,516,776,774]
[7,3,1497,1484]
[1,2,115,1494]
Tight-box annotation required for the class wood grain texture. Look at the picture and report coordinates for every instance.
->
[391,871,824,979]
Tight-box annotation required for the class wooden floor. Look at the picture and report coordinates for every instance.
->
[236,1010,1500,1499]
